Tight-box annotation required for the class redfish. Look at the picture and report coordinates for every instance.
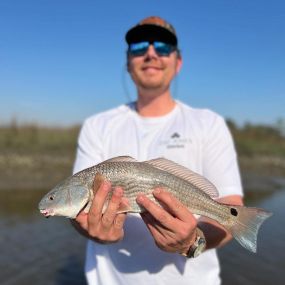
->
[38,156,272,252]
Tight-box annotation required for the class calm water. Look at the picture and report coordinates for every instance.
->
[0,185,284,285]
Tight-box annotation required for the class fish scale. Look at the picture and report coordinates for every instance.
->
[78,161,258,227]
[38,155,272,253]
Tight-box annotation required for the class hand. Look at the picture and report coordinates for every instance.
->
[136,188,197,255]
[72,180,127,243]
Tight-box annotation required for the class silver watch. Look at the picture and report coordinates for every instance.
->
[182,228,206,258]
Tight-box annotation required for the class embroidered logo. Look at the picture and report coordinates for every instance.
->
[171,132,180,139]
[159,133,192,149]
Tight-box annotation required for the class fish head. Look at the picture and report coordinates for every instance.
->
[38,176,90,219]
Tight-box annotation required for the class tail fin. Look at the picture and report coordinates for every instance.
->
[228,206,272,253]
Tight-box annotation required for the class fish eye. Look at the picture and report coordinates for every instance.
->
[230,208,238,216]
[49,195,55,201]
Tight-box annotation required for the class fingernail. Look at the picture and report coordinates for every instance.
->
[153,188,161,195]
[102,181,111,191]
[136,195,144,204]
[114,187,123,196]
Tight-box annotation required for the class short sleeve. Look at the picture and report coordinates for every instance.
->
[73,118,103,174]
[202,114,243,197]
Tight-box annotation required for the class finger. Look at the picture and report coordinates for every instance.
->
[101,187,124,228]
[141,213,177,252]
[141,212,166,239]
[74,211,89,230]
[142,211,177,243]
[141,212,163,232]
[153,188,196,223]
[113,212,127,231]
[137,194,176,229]
[88,181,111,227]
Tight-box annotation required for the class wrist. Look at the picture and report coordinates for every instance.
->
[181,227,206,258]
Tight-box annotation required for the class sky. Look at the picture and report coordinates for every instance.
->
[0,0,284,127]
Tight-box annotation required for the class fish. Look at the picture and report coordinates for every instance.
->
[38,156,272,253]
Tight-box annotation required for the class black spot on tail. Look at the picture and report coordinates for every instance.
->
[230,208,238,216]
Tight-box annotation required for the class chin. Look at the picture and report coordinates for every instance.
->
[140,81,164,89]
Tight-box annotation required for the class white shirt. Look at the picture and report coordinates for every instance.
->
[73,101,243,285]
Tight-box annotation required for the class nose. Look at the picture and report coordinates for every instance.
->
[145,44,158,59]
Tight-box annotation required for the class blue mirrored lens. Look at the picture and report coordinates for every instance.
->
[153,42,174,56]
[129,41,175,56]
[129,42,149,56]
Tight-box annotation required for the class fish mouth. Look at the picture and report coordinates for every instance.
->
[40,209,54,218]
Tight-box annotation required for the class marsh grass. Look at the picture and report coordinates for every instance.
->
[229,122,285,157]
[0,121,284,191]
[227,121,285,178]
[0,124,80,190]
[0,124,79,154]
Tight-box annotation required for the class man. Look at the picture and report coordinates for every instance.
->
[72,16,243,285]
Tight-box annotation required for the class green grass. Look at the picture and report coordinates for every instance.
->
[1,121,285,157]
[227,120,285,157]
[0,124,80,154]
[0,124,80,190]
[0,121,284,191]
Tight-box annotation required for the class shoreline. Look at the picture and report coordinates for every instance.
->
[1,153,284,193]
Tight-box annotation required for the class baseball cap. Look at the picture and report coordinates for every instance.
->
[125,16,178,46]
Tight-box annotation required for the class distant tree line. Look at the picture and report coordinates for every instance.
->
[226,118,285,157]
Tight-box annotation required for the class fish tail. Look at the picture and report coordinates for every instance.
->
[227,205,272,253]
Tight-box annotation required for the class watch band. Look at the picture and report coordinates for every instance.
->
[182,227,206,258]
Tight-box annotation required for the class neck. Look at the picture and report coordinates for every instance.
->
[136,89,176,117]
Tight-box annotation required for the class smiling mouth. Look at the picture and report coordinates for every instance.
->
[142,67,163,74]
[143,66,161,70]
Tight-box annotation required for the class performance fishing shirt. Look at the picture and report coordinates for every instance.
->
[73,100,243,285]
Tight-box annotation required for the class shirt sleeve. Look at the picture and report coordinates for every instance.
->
[73,118,103,174]
[202,114,243,198]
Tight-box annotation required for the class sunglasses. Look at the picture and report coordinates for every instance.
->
[128,41,176,57]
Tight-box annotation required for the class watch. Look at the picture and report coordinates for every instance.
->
[182,228,206,258]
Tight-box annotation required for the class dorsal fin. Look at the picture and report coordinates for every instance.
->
[102,156,138,163]
[144,158,219,198]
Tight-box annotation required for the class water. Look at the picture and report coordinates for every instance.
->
[219,189,285,284]
[0,190,86,285]
[0,186,284,285]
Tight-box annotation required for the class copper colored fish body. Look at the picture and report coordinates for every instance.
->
[38,156,272,253]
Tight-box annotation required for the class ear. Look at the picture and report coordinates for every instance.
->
[126,51,131,73]
[175,56,182,74]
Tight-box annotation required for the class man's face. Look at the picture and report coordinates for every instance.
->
[127,43,182,93]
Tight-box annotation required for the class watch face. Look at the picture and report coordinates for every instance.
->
[193,237,206,258]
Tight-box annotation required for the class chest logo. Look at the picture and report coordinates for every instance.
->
[159,133,192,149]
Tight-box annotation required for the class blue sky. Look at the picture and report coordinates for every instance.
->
[0,0,284,126]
